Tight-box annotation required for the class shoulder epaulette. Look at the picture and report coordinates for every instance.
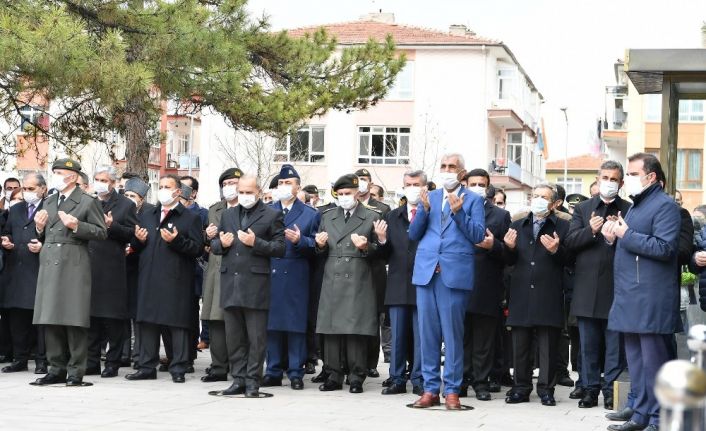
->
[362,203,382,214]
[322,207,337,214]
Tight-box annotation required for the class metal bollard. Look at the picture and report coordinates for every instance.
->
[687,324,706,370]
[655,360,706,431]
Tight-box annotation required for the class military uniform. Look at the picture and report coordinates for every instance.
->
[33,159,108,382]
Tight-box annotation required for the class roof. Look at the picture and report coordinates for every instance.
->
[286,20,498,45]
[626,49,706,96]
[285,19,542,99]
[546,154,605,171]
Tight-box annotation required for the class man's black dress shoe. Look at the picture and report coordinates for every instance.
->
[578,391,598,408]
[2,360,28,373]
[125,369,157,380]
[557,374,574,387]
[66,376,84,386]
[412,385,424,396]
[101,367,118,378]
[505,392,529,404]
[367,368,379,378]
[540,393,556,406]
[488,381,502,393]
[381,382,407,395]
[349,381,363,393]
[311,370,329,383]
[222,382,246,395]
[158,364,168,372]
[606,407,635,422]
[569,387,585,399]
[305,362,316,375]
[607,420,648,431]
[604,395,615,410]
[32,373,66,385]
[318,380,342,391]
[261,375,282,387]
[290,377,304,390]
[172,373,185,383]
[381,377,393,387]
[34,363,48,374]
[85,366,101,376]
[201,373,227,382]
[476,389,492,401]
[185,365,195,374]
[245,388,259,398]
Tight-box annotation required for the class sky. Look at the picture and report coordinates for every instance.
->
[246,0,706,161]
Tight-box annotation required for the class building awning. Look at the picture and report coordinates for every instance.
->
[626,49,706,97]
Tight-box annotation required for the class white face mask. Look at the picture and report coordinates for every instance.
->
[531,197,550,217]
[404,186,421,205]
[624,175,647,197]
[51,174,68,192]
[599,180,619,200]
[93,181,110,195]
[338,194,357,210]
[158,188,177,206]
[277,184,293,202]
[222,185,238,202]
[23,192,42,206]
[469,185,486,198]
[439,172,459,190]
[238,193,258,209]
[358,179,369,194]
[4,190,12,201]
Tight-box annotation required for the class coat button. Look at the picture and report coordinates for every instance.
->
[345,257,350,262]
[346,243,351,247]
[54,262,58,265]
[272,269,276,273]
[234,272,238,276]
[530,262,535,266]
[345,274,349,278]
[529,241,534,245]
[57,244,62,247]
[23,226,27,230]
[530,284,534,289]
[235,253,239,256]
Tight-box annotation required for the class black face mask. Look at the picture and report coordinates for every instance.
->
[118,189,125,195]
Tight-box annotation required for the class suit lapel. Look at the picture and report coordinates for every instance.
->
[337,204,365,239]
[242,202,266,231]
[102,190,119,214]
[286,200,303,226]
[441,187,464,233]
[159,202,182,228]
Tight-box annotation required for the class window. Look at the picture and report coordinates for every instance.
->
[498,69,516,100]
[556,177,583,194]
[275,125,325,163]
[679,100,704,122]
[385,61,414,100]
[677,149,702,189]
[357,126,410,165]
[507,132,523,165]
[19,105,49,131]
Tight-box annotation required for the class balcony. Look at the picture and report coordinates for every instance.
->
[488,98,536,131]
[167,153,200,170]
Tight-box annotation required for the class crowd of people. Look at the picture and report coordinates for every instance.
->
[0,152,703,431]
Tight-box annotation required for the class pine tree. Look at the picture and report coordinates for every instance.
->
[0,0,404,177]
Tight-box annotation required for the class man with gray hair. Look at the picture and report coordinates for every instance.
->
[379,169,427,396]
[86,165,138,378]
[503,183,572,407]
[564,160,631,410]
[0,172,48,374]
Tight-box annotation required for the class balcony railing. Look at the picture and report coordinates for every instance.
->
[507,160,522,182]
[177,153,199,169]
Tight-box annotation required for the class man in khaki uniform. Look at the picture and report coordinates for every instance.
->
[31,159,107,386]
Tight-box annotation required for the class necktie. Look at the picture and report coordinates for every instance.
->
[344,211,351,223]
[161,209,169,223]
[283,208,289,216]
[410,207,417,223]
[27,204,35,220]
[442,198,451,224]
[533,220,544,239]
[58,195,65,208]
[241,209,249,227]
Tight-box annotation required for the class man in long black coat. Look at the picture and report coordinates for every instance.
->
[503,184,572,407]
[86,166,137,378]
[0,173,47,373]
[211,175,285,397]
[565,161,631,410]
[125,175,203,383]
[462,169,511,401]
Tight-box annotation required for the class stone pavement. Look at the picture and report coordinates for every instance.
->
[0,353,613,431]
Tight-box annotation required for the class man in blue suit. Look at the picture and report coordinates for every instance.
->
[409,153,485,410]
[262,164,320,391]
[603,153,681,431]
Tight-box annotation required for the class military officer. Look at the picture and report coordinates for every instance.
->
[315,174,386,394]
[262,165,320,390]
[31,159,108,386]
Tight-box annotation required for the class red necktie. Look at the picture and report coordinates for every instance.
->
[410,207,417,223]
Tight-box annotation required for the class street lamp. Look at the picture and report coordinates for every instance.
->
[560,107,569,188]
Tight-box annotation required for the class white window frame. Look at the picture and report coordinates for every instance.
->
[679,100,704,122]
[507,132,523,165]
[274,125,325,163]
[385,61,414,100]
[357,126,411,165]
[498,68,517,101]
[556,177,583,195]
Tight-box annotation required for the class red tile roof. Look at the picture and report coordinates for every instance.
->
[546,154,605,171]
[286,21,499,46]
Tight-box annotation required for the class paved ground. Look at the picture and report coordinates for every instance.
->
[0,353,613,431]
